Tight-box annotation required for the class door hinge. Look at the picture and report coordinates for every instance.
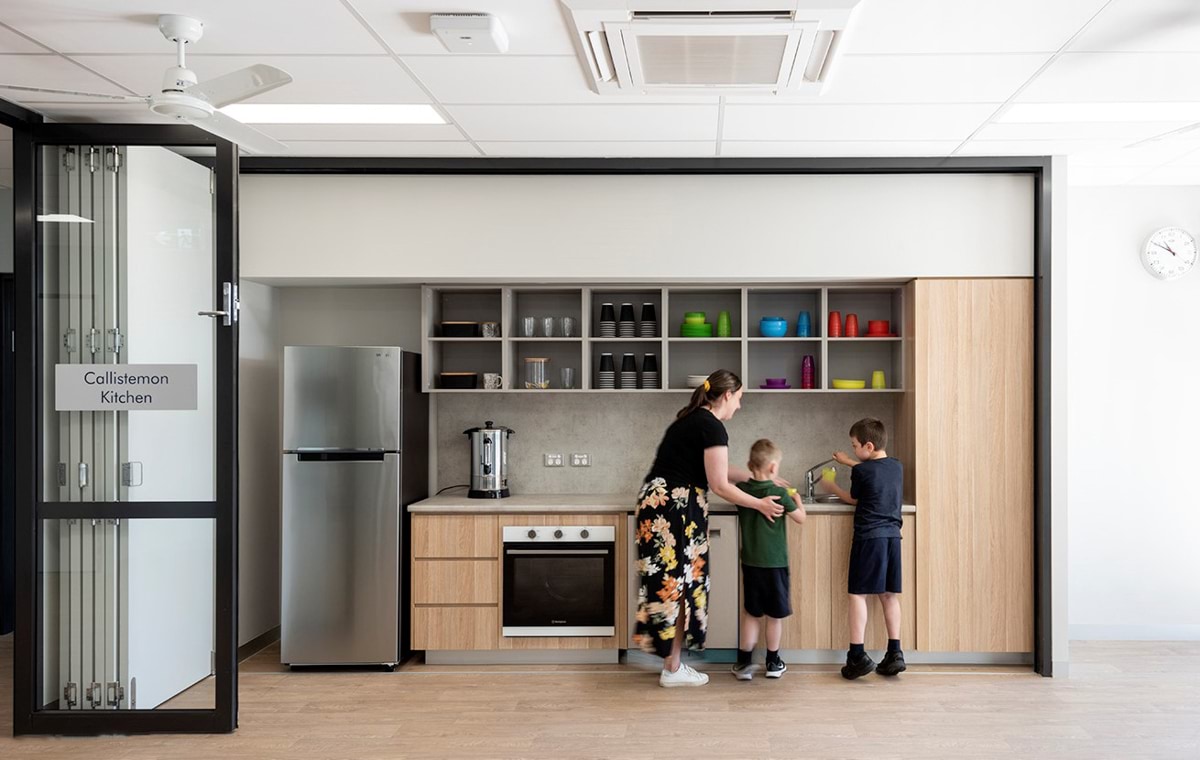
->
[106,681,125,708]
[107,328,124,356]
[78,462,89,489]
[63,682,78,708]
[121,462,143,487]
[57,463,67,487]
[63,327,77,354]
[86,147,98,173]
[86,327,101,356]
[86,682,102,706]
[105,146,122,173]
[63,148,76,172]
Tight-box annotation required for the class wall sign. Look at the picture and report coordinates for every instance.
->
[55,364,198,411]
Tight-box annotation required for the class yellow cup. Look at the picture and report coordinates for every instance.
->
[822,467,837,482]
[871,370,886,389]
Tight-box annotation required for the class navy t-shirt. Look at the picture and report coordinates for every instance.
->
[850,457,903,540]
[645,408,729,490]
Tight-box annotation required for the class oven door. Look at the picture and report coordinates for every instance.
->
[502,541,615,636]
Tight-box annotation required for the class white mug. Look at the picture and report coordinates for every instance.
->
[483,372,503,390]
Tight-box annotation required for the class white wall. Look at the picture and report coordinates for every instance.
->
[241,173,1035,281]
[237,280,280,646]
[1068,185,1200,641]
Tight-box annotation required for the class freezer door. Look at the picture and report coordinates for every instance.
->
[283,346,401,451]
[281,453,401,665]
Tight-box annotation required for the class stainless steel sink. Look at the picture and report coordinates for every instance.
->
[804,493,844,504]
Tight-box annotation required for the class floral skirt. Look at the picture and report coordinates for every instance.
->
[632,477,710,658]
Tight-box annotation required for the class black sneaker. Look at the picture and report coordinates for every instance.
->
[841,652,876,680]
[876,650,906,676]
[765,657,787,679]
[730,662,756,681]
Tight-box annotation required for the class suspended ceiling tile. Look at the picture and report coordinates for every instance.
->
[975,121,1195,141]
[252,123,463,141]
[444,104,719,142]
[0,0,381,54]
[840,0,1111,54]
[272,141,478,157]
[404,55,717,105]
[1017,52,1200,102]
[1067,140,1200,166]
[476,141,716,157]
[0,54,133,102]
[1066,165,1149,185]
[728,54,1049,105]
[1069,0,1200,53]
[1162,146,1200,165]
[719,140,960,157]
[72,54,431,103]
[350,0,577,56]
[722,104,996,141]
[956,139,1124,155]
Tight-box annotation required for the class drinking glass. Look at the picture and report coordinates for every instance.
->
[521,316,537,337]
[561,367,576,389]
[541,316,556,337]
[560,316,577,337]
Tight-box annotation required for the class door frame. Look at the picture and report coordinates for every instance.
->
[9,119,240,734]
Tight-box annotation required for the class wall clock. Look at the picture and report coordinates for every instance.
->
[1142,227,1197,280]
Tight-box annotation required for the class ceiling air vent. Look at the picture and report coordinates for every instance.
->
[562,1,862,95]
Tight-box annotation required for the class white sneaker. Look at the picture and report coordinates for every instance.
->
[659,663,710,688]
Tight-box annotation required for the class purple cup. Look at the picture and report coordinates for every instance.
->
[765,377,788,386]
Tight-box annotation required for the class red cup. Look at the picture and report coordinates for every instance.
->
[845,313,859,337]
[828,310,842,338]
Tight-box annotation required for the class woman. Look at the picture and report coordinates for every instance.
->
[633,369,785,687]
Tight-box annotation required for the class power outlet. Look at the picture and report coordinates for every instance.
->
[570,453,590,467]
[544,453,564,467]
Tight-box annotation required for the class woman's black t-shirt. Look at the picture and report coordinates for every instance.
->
[645,408,729,490]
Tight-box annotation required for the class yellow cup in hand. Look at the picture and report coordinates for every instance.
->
[822,467,837,482]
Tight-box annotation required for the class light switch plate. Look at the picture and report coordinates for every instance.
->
[544,453,564,467]
[570,453,590,467]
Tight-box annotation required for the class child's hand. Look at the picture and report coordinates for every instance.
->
[832,451,855,467]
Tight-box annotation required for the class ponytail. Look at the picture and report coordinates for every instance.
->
[676,369,742,419]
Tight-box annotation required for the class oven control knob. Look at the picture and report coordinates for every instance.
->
[527,529,537,539]
[580,529,590,539]
[554,529,563,539]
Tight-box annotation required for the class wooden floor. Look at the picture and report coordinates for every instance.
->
[2,636,1198,759]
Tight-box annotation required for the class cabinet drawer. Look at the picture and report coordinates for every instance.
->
[412,606,498,650]
[413,559,498,605]
[412,515,499,558]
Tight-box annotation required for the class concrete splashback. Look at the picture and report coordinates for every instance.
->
[436,394,899,497]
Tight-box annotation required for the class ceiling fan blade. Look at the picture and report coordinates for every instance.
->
[0,83,148,102]
[192,110,287,155]
[186,64,292,109]
[1126,122,1200,149]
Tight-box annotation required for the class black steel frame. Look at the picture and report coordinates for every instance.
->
[241,154,1056,677]
[6,114,240,734]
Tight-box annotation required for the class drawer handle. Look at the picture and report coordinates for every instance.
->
[710,528,722,537]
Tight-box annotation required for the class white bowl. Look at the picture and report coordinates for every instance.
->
[686,376,706,388]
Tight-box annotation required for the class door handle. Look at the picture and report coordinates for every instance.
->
[78,462,88,489]
[198,282,238,326]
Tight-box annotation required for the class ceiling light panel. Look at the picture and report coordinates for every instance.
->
[219,104,445,124]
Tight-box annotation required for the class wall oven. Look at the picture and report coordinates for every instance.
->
[502,525,615,637]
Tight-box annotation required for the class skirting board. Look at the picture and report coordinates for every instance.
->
[682,649,1033,666]
[426,649,620,665]
[1070,624,1200,641]
[238,626,280,662]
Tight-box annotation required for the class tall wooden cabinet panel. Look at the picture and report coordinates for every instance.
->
[909,279,1034,653]
[780,515,832,650]
[829,515,916,650]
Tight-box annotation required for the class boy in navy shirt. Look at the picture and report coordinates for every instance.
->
[820,418,906,679]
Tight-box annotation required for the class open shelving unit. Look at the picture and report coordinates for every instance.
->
[421,284,906,393]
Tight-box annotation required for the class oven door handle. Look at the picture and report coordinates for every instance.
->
[504,548,611,556]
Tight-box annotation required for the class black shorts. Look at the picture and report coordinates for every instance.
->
[848,537,902,595]
[741,565,792,619]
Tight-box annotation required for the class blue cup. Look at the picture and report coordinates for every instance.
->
[796,311,811,337]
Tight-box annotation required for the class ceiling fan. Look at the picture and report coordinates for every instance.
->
[0,15,292,154]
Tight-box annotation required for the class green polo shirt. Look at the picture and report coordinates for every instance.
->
[735,479,799,568]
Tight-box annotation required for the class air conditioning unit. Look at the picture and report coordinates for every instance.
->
[561,1,863,95]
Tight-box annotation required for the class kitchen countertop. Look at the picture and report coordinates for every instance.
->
[409,492,917,515]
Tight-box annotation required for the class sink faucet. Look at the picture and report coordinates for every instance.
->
[802,458,836,504]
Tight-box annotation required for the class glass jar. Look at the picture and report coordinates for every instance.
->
[524,357,550,389]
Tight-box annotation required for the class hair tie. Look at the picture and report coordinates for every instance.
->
[702,379,710,392]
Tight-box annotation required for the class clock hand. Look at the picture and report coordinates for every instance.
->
[1154,241,1178,257]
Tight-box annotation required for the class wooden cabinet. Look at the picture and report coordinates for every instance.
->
[411,606,499,651]
[412,560,498,605]
[828,515,916,650]
[411,515,499,558]
[903,279,1034,653]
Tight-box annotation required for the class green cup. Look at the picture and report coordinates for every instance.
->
[716,310,732,337]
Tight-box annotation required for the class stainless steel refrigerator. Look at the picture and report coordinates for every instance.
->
[281,346,428,667]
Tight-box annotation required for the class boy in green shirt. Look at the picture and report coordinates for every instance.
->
[732,438,807,680]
